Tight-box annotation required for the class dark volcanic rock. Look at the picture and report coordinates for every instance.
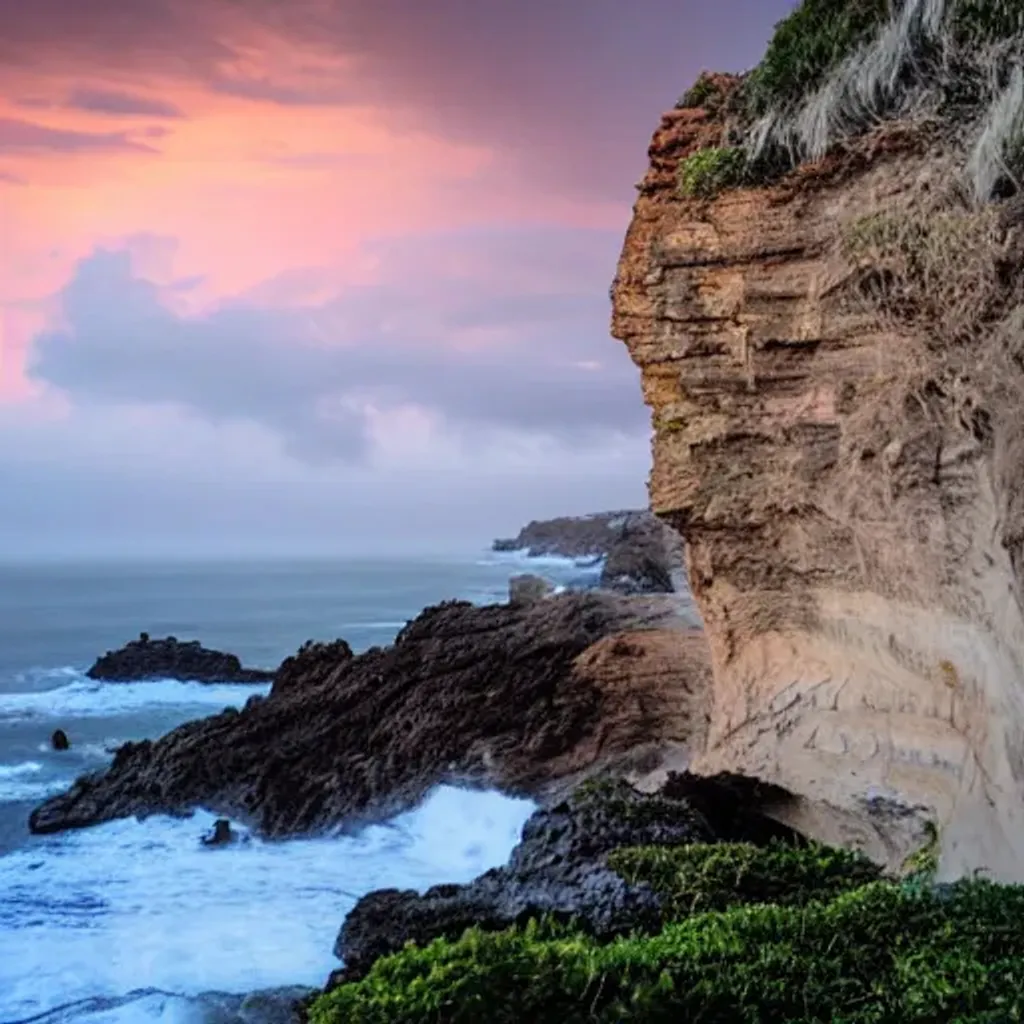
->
[87,634,275,684]
[334,779,713,980]
[494,510,684,594]
[29,591,698,837]
[330,773,804,985]
[599,514,683,595]
[493,510,645,559]
[51,729,70,751]
[201,818,238,847]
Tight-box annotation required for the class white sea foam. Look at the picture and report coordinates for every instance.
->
[0,785,536,1024]
[0,761,68,803]
[0,674,269,722]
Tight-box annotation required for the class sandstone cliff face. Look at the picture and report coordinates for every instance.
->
[612,96,1024,880]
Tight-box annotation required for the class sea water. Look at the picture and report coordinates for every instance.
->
[0,555,598,1024]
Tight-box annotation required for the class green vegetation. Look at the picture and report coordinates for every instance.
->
[742,0,889,115]
[609,838,882,917]
[677,72,723,110]
[677,146,747,198]
[310,873,1024,1023]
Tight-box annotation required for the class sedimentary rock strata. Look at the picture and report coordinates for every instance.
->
[611,87,1024,879]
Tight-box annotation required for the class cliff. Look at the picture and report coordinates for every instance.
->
[611,15,1024,881]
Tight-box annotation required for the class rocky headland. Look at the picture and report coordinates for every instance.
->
[31,591,709,836]
[32,2,1024,1019]
[494,510,686,594]
[87,634,275,684]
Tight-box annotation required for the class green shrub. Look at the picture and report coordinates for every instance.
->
[310,879,1024,1023]
[677,146,747,198]
[677,72,721,109]
[743,0,890,115]
[608,839,882,917]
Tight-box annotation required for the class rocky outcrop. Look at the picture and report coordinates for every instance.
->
[30,593,710,837]
[611,88,1024,879]
[87,634,274,683]
[494,510,685,594]
[331,779,713,983]
[328,773,802,986]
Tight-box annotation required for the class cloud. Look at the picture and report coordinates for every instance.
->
[0,117,157,154]
[0,0,793,201]
[0,169,26,185]
[64,87,184,118]
[26,227,645,463]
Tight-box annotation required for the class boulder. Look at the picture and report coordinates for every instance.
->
[51,729,70,752]
[508,573,554,605]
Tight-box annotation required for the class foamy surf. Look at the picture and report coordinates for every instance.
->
[0,785,535,1024]
[0,674,270,722]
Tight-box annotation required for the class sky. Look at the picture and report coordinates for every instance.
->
[0,0,791,560]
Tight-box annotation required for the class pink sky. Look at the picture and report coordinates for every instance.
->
[0,0,789,557]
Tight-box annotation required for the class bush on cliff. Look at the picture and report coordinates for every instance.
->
[309,877,1024,1023]
[608,838,882,917]
[677,146,748,198]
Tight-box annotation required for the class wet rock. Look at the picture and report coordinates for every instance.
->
[87,634,275,684]
[29,591,704,838]
[333,778,715,980]
[201,818,237,847]
[51,729,70,751]
[196,986,316,1024]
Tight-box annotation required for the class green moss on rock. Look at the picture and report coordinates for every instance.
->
[677,146,747,199]
[310,878,1024,1023]
[608,839,882,917]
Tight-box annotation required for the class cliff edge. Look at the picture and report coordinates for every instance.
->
[612,2,1024,880]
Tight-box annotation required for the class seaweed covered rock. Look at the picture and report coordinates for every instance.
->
[87,634,274,684]
[333,779,714,981]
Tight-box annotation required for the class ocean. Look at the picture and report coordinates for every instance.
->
[0,553,598,1024]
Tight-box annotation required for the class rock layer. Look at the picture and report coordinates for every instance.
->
[611,97,1024,879]
[30,593,709,836]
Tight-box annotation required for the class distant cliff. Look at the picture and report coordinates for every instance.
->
[494,510,685,594]
[612,3,1024,880]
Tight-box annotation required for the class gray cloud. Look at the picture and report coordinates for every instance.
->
[0,169,26,185]
[0,117,157,153]
[65,87,184,117]
[27,227,646,463]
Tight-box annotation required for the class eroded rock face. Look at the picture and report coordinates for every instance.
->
[30,593,709,837]
[611,98,1024,879]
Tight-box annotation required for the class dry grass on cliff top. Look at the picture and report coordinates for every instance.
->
[736,0,1024,201]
